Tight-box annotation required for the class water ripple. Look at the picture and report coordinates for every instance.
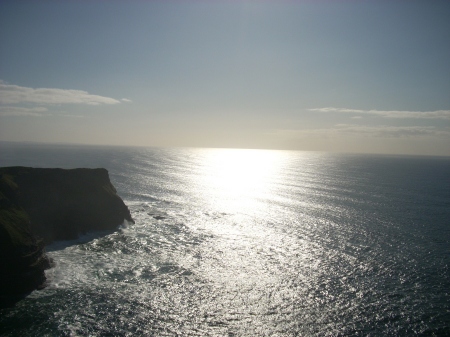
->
[1,147,449,336]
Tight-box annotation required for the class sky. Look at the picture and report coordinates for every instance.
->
[0,1,449,156]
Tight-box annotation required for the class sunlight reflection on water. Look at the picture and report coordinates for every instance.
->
[1,145,449,336]
[190,148,292,215]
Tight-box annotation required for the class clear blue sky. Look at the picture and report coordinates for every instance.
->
[1,1,449,155]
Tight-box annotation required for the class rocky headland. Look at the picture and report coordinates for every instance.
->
[0,167,133,307]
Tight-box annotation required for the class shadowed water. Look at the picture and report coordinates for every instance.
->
[0,143,449,336]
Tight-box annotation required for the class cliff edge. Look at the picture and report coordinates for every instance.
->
[0,167,134,307]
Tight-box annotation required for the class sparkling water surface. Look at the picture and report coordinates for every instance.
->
[0,143,449,336]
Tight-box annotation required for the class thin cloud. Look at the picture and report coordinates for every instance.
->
[332,124,449,138]
[309,107,450,120]
[273,125,450,139]
[0,106,49,117]
[121,98,132,103]
[0,80,121,105]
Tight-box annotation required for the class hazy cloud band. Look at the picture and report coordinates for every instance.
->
[274,125,450,139]
[0,81,121,105]
[309,107,450,120]
[0,106,49,117]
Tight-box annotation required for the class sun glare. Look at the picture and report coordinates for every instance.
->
[192,148,286,214]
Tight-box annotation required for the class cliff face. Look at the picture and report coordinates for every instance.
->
[0,167,134,307]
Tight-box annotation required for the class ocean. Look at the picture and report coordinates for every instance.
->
[0,142,449,336]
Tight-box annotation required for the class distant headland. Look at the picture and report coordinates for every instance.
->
[0,167,134,307]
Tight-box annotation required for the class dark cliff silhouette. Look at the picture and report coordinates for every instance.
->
[0,167,134,307]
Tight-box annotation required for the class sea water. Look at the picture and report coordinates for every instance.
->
[0,142,449,336]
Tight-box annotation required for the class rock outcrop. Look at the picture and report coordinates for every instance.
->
[0,167,133,307]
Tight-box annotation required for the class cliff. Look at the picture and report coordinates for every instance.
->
[0,167,134,307]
